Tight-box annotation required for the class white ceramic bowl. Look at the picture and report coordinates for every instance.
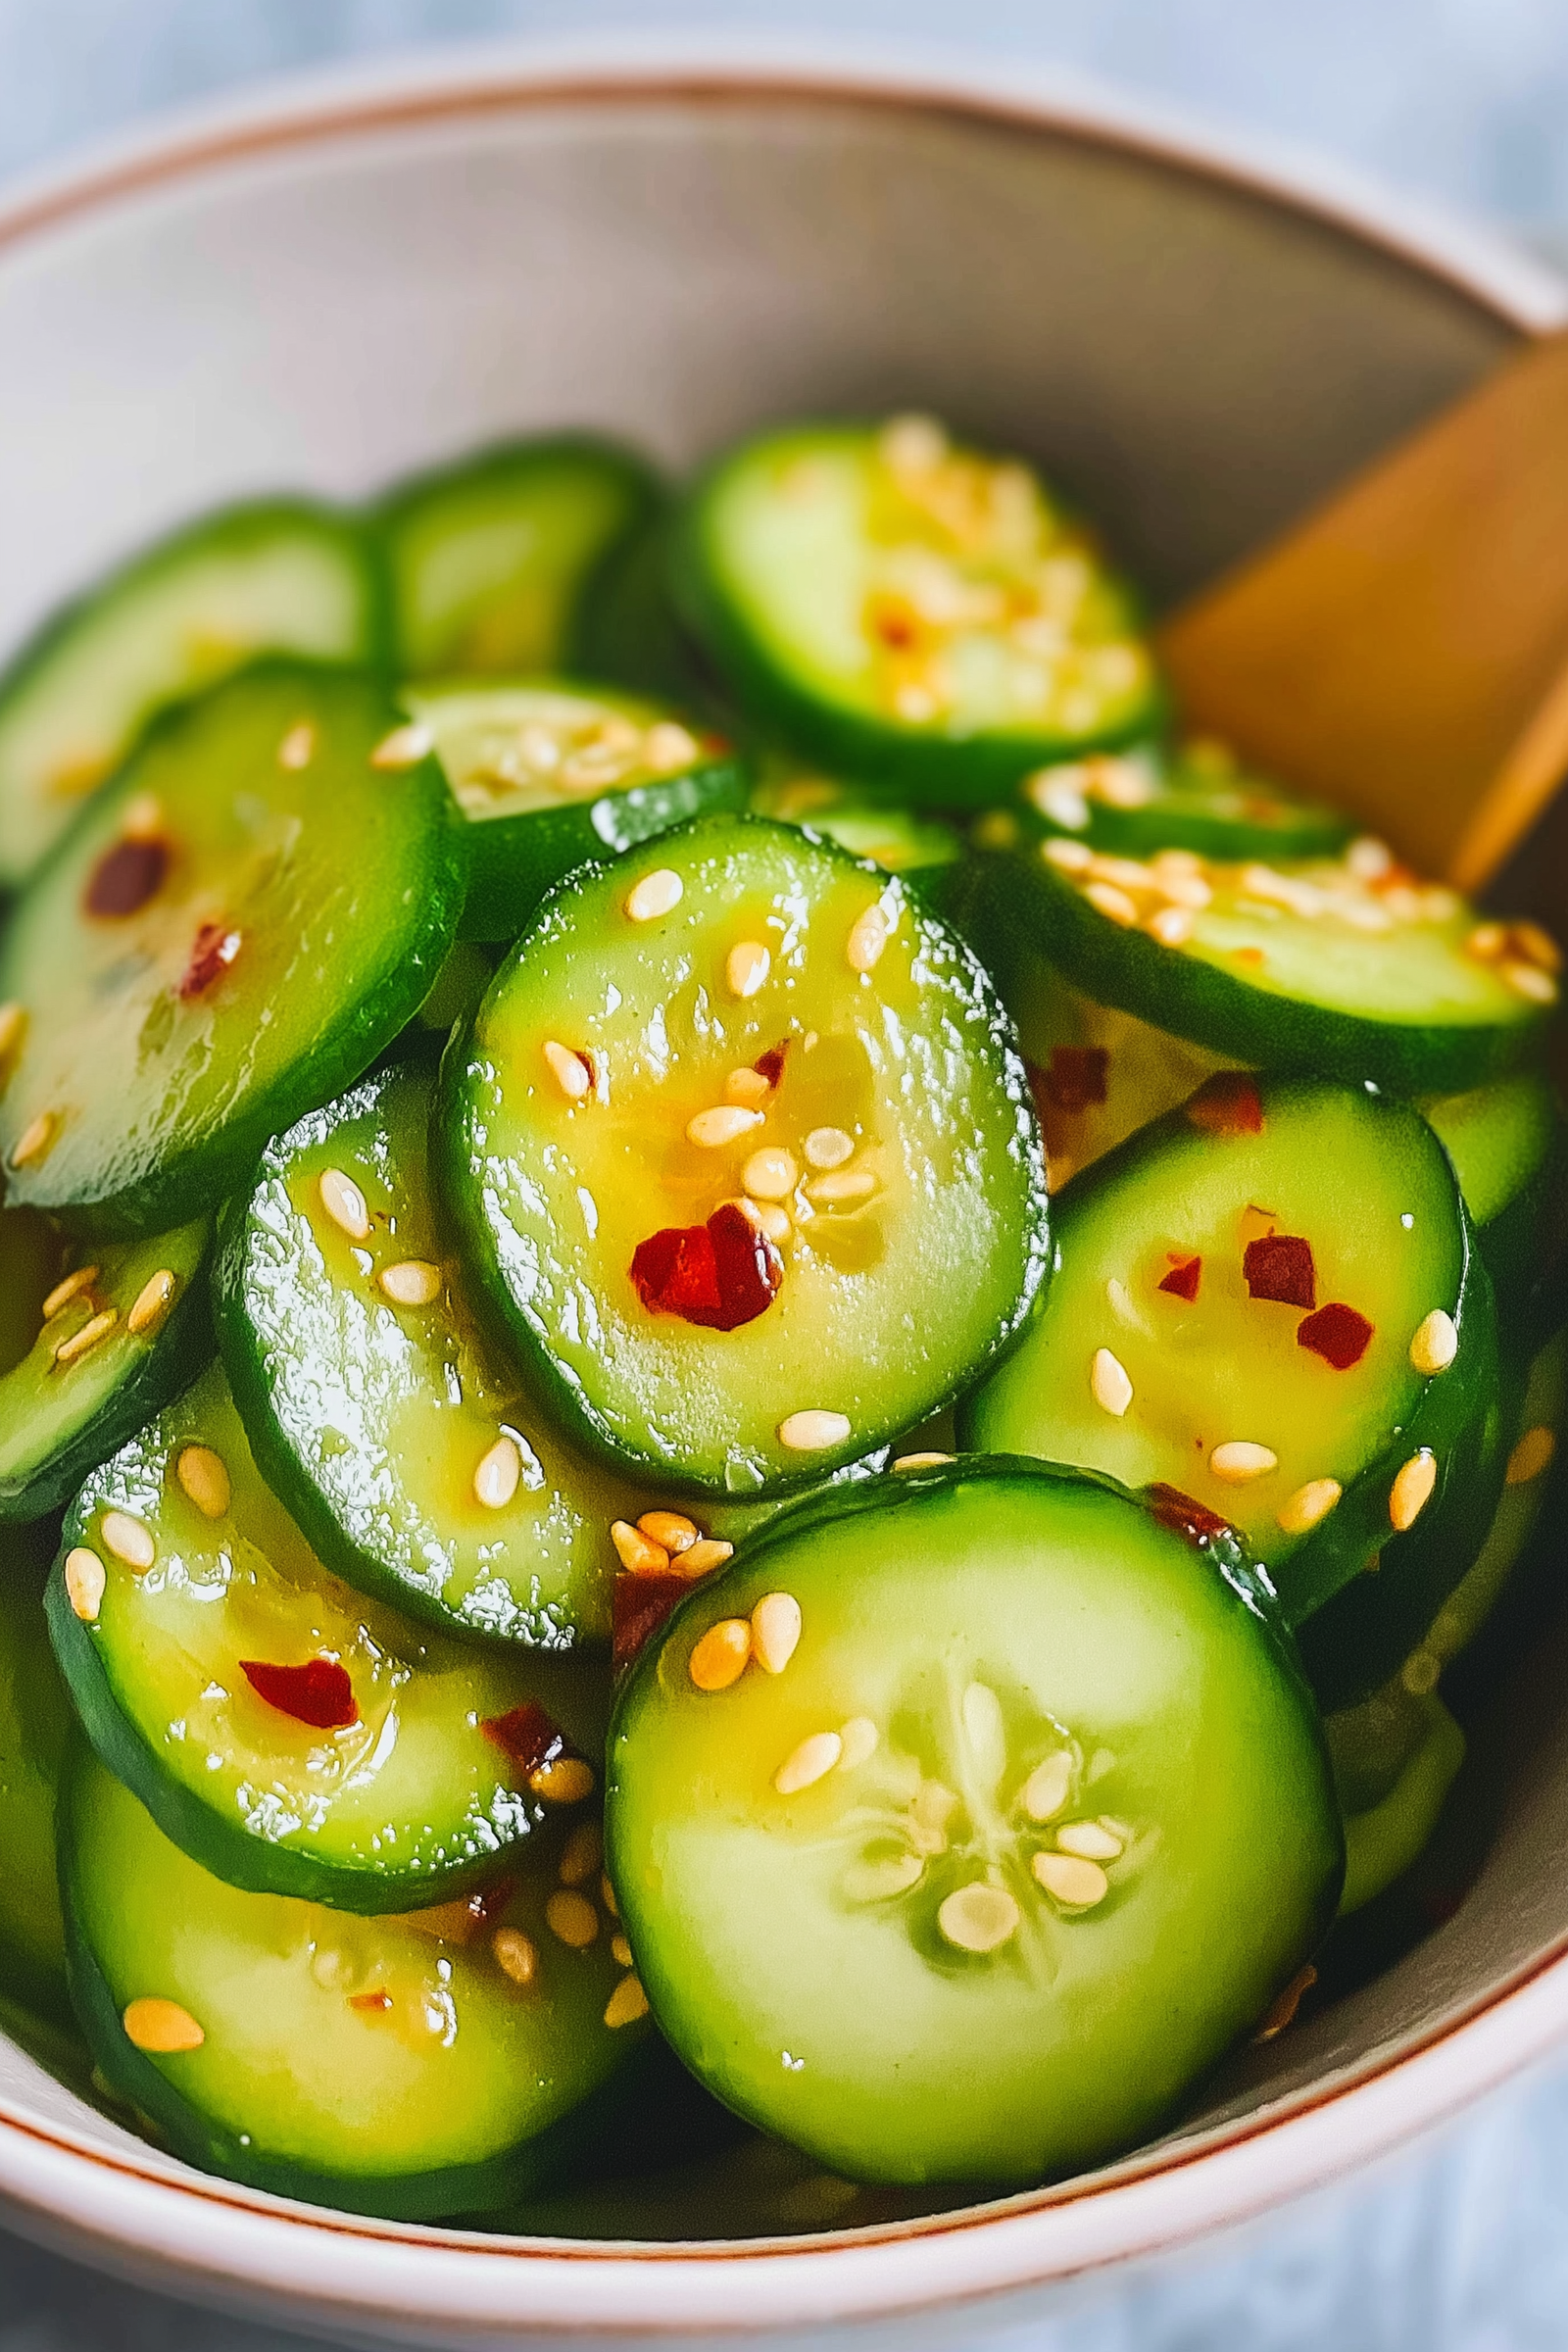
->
[3,36,1568,2351]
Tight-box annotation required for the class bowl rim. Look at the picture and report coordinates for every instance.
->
[3,32,1567,2337]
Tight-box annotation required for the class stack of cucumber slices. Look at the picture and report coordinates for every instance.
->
[0,411,1561,2224]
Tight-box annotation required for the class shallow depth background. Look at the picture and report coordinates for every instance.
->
[4,3,1568,2348]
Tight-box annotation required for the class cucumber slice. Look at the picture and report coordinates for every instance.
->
[0,661,466,1234]
[1423,1072,1568,1343]
[47,1362,610,1912]
[0,1205,61,1375]
[218,1058,696,1647]
[63,1749,655,2219]
[0,501,381,891]
[572,511,720,712]
[0,1214,210,1520]
[0,1525,72,2017]
[607,1458,1340,2187]
[986,833,1553,1093]
[378,437,660,680]
[984,737,1350,865]
[962,1078,1497,1633]
[404,680,748,943]
[441,814,1050,1493]
[1336,1694,1465,1917]
[750,767,962,884]
[674,417,1160,806]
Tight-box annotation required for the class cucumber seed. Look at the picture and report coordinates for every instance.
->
[491,1928,538,1986]
[1021,1752,1073,1821]
[1090,1347,1133,1417]
[176,1446,231,1520]
[545,1890,599,1948]
[751,1592,803,1675]
[726,940,771,999]
[847,906,891,972]
[807,1168,875,1203]
[724,1066,772,1109]
[100,1510,155,1570]
[543,1041,593,1101]
[743,1147,799,1200]
[689,1618,752,1690]
[1034,1851,1109,1908]
[1409,1309,1458,1375]
[778,1409,853,1451]
[892,1452,955,1471]
[64,1546,106,1622]
[126,1269,177,1336]
[1390,1449,1438,1531]
[42,1265,98,1319]
[473,1434,522,1511]
[804,1126,855,1171]
[837,1716,879,1770]
[1055,1820,1123,1861]
[379,1259,443,1308]
[122,1996,205,2053]
[624,868,683,923]
[938,1883,1020,1953]
[53,1308,118,1367]
[774,1731,843,1794]
[318,1166,371,1239]
[1209,1441,1279,1484]
[1277,1477,1342,1535]
[370,721,434,770]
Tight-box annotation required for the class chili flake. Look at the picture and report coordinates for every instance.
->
[239,1656,359,1730]
[1298,1302,1374,1370]
[1244,1233,1316,1308]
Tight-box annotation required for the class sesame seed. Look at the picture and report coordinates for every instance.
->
[612,1520,669,1575]
[1410,1309,1458,1376]
[1055,1820,1123,1861]
[1501,959,1558,1004]
[837,1716,879,1770]
[679,1538,735,1576]
[379,1259,442,1308]
[687,1104,765,1149]
[53,1309,119,1367]
[892,1451,955,1470]
[64,1547,106,1622]
[545,1890,599,1948]
[644,721,700,773]
[277,721,316,770]
[778,1409,852,1451]
[753,1202,791,1244]
[774,1730,844,1794]
[880,413,949,474]
[176,1446,230,1520]
[637,1510,698,1554]
[473,1434,522,1511]
[1022,1752,1073,1821]
[689,1619,752,1690]
[43,1265,99,1320]
[804,1126,855,1171]
[1027,770,1091,830]
[938,1883,1020,1953]
[725,1066,772,1110]
[530,1756,596,1805]
[559,1820,604,1886]
[1347,837,1393,880]
[743,1147,799,1200]
[1033,1850,1109,1908]
[1512,919,1562,973]
[11,1110,57,1169]
[492,1928,537,1985]
[0,1002,25,1062]
[1507,1425,1556,1486]
[126,1270,177,1337]
[611,1932,634,1968]
[625,868,683,923]
[726,940,771,1000]
[369,721,434,770]
[122,1996,204,2053]
[1390,1449,1438,1531]
[604,1974,650,2030]
[1088,854,1155,892]
[1085,881,1140,927]
[601,1872,619,1917]
[318,1167,370,1241]
[1151,848,1205,883]
[1277,1477,1342,1535]
[543,1041,593,1101]
[750,1592,802,1675]
[1467,922,1507,960]
[1147,906,1194,948]
[1044,836,1094,873]
[100,1510,154,1569]
[1209,1440,1278,1484]
[1090,1348,1133,1417]
[807,1168,875,1203]
[847,906,890,973]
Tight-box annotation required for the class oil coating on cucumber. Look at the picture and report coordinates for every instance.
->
[0,499,382,891]
[989,737,1350,865]
[47,1362,609,1913]
[0,1523,73,2019]
[749,764,962,887]
[0,661,466,1235]
[377,436,661,680]
[991,832,1552,1093]
[62,1749,657,2220]
[441,814,1050,1493]
[0,1218,210,1520]
[404,679,749,943]
[674,417,1160,806]
[962,1077,1497,1635]
[218,1058,716,1647]
[606,1458,1340,2187]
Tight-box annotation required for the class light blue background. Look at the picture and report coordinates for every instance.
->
[5,5,1568,2346]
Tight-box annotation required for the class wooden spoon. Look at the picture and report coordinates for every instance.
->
[1156,328,1568,894]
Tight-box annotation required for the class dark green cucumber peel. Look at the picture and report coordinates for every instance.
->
[1423,1072,1568,1348]
[0,1522,73,2020]
[993,739,1351,865]
[0,660,466,1235]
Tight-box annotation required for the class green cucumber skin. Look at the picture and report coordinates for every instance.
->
[0,1230,214,1522]
[1004,776,1350,872]
[975,853,1548,1094]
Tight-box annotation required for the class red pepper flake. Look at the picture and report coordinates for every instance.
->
[1146,1483,1236,1546]
[1244,1233,1316,1308]
[753,1041,789,1089]
[84,835,169,918]
[350,1989,394,2013]
[482,1701,566,1776]
[630,1200,783,1332]
[1235,947,1266,968]
[178,921,242,1001]
[239,1656,359,1730]
[1042,1045,1110,1115]
[1158,1253,1202,1301]
[1298,1301,1374,1370]
[1186,1073,1263,1136]
[612,1568,696,1675]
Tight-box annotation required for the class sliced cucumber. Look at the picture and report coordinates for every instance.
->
[0,1524,72,2017]
[378,437,660,680]
[47,1362,609,1912]
[674,417,1160,805]
[0,1218,210,1520]
[1335,1694,1465,1917]
[750,766,962,884]
[986,833,1553,1093]
[986,737,1350,865]
[404,679,748,943]
[571,511,719,713]
[0,1204,61,1376]
[607,1458,1340,2187]
[441,814,1050,1493]
[1423,1072,1568,1343]
[63,1749,654,2219]
[219,1058,693,1647]
[962,1078,1497,1633]
[0,501,381,892]
[0,661,465,1234]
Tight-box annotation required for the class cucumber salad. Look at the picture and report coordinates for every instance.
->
[0,415,1562,2225]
